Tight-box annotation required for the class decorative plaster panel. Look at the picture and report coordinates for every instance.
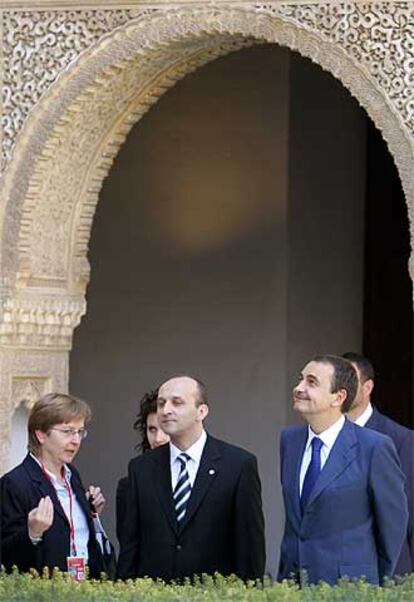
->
[11,376,51,410]
[0,294,86,349]
[1,7,155,171]
[0,5,412,293]
[0,3,413,173]
[0,347,68,473]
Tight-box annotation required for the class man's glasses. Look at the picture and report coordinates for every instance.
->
[50,428,88,440]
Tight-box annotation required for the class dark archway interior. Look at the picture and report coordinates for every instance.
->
[364,125,413,427]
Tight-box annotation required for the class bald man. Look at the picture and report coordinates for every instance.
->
[117,375,265,582]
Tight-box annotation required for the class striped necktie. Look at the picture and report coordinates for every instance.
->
[173,453,192,522]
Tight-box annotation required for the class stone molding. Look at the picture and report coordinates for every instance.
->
[0,1,413,469]
[0,348,67,473]
[0,294,86,349]
[1,4,414,173]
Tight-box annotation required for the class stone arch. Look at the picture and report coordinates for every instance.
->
[1,6,413,299]
[0,4,413,470]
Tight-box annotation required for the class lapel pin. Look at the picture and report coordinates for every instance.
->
[208,469,215,475]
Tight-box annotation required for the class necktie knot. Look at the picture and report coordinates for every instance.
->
[177,453,190,468]
[311,437,323,453]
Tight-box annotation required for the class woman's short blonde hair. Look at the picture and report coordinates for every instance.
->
[28,393,92,453]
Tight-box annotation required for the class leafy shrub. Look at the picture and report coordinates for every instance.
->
[0,570,412,601]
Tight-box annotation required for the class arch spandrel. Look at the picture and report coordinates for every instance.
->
[0,2,413,471]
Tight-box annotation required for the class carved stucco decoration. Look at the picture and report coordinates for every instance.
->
[1,7,155,172]
[0,294,86,349]
[0,3,412,339]
[11,376,50,410]
[0,4,413,298]
[0,349,67,473]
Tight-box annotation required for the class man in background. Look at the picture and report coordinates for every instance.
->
[343,352,414,575]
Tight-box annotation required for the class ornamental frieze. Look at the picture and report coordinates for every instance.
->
[1,8,155,172]
[0,3,413,175]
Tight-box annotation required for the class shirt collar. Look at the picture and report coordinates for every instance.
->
[30,452,72,482]
[170,429,207,465]
[306,415,345,451]
[354,402,373,426]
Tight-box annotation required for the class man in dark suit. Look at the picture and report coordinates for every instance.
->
[343,352,414,575]
[117,375,265,582]
[278,355,408,586]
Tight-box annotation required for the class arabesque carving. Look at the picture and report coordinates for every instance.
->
[0,348,67,473]
[11,376,50,410]
[258,2,414,131]
[1,7,155,171]
[0,295,86,349]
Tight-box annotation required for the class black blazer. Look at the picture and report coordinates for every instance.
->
[115,476,128,545]
[1,454,103,578]
[117,434,265,581]
[366,408,414,575]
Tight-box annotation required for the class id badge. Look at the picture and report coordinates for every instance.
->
[67,556,86,581]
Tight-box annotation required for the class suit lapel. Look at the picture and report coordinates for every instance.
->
[70,469,91,524]
[365,407,383,430]
[179,435,220,532]
[23,454,69,525]
[306,419,357,508]
[284,428,307,528]
[153,445,178,535]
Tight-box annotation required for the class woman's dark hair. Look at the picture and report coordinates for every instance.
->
[133,389,158,453]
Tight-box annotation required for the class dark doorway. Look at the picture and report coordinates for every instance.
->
[364,122,413,428]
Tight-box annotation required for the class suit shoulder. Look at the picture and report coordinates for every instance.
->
[0,461,33,501]
[208,436,257,463]
[353,421,397,450]
[370,411,413,441]
[280,425,306,441]
[127,444,167,470]
[1,459,29,483]
[281,425,306,435]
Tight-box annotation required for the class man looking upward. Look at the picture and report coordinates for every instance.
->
[278,355,407,585]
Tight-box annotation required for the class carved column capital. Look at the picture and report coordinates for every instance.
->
[0,293,86,350]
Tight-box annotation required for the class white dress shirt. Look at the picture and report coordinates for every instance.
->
[354,402,374,427]
[30,454,90,559]
[299,415,345,495]
[170,430,207,491]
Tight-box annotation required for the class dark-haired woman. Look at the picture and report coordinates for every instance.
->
[116,389,169,544]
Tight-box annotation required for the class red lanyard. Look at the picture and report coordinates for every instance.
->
[42,464,77,556]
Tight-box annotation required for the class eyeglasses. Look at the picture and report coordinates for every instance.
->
[50,428,88,440]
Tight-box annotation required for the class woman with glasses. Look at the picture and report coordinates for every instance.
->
[1,392,107,579]
[116,389,170,544]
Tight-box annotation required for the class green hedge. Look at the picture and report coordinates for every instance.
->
[0,571,413,601]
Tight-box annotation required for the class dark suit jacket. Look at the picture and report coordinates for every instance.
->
[115,476,128,545]
[1,454,104,577]
[117,435,265,581]
[366,407,414,575]
[278,419,408,585]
